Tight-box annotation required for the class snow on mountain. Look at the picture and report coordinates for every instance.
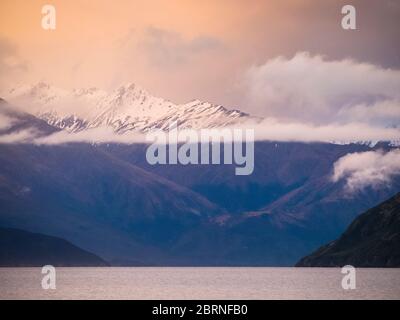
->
[4,82,251,133]
[328,140,400,147]
[3,82,399,147]
[328,140,380,147]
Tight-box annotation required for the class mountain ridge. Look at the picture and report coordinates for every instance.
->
[4,82,252,133]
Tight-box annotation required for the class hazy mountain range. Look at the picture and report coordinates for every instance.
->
[0,85,400,266]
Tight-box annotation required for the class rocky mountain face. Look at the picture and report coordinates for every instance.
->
[296,192,400,267]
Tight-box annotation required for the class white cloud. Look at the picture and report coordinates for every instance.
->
[242,118,400,143]
[0,113,15,130]
[33,126,145,145]
[0,128,38,143]
[0,118,399,145]
[332,149,400,192]
[336,99,400,127]
[243,52,400,126]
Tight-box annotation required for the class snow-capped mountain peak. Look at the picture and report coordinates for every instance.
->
[4,82,251,133]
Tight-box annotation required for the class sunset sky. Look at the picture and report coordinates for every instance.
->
[0,0,399,120]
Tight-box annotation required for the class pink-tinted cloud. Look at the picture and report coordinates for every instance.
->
[243,52,400,126]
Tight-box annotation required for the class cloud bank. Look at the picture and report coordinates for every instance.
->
[247,118,400,143]
[332,149,400,192]
[34,126,145,145]
[0,128,38,144]
[243,52,400,127]
[0,119,398,145]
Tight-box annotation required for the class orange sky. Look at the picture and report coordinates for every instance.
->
[1,0,399,107]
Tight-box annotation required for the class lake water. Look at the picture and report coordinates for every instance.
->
[0,267,399,300]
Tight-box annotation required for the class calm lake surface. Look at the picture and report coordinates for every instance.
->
[0,267,399,300]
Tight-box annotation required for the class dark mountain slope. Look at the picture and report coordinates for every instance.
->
[98,142,400,265]
[0,142,225,265]
[253,175,400,242]
[296,192,400,267]
[2,143,398,265]
[0,227,108,267]
[102,142,387,213]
